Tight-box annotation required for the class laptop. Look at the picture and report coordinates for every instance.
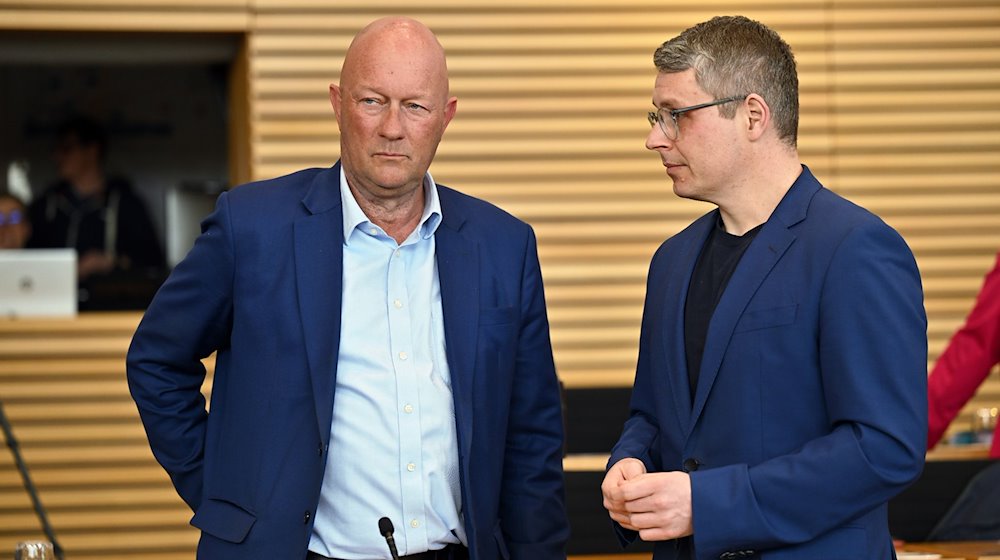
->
[0,249,77,317]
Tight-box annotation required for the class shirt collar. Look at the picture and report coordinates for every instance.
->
[339,165,443,245]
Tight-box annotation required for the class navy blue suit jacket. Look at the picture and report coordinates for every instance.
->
[610,167,927,559]
[126,163,569,559]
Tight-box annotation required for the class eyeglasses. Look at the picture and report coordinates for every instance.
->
[0,209,23,226]
[647,95,748,140]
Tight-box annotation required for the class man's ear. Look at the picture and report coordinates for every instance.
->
[329,83,343,127]
[442,96,458,129]
[745,93,770,141]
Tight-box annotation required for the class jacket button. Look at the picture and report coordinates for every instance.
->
[303,511,311,524]
[682,457,701,472]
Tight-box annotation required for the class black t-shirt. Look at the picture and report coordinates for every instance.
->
[684,215,763,401]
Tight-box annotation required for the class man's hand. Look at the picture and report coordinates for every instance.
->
[618,471,693,541]
[601,458,647,531]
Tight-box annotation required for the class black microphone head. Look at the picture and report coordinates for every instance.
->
[378,516,394,537]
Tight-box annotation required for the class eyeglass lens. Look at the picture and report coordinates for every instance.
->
[0,210,23,226]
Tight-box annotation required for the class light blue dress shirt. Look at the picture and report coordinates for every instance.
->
[308,168,466,559]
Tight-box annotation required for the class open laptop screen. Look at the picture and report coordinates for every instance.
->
[0,249,77,317]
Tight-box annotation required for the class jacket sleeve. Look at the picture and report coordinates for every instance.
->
[927,252,1000,448]
[126,191,236,511]
[607,253,665,546]
[609,275,663,470]
[498,227,570,559]
[690,221,928,558]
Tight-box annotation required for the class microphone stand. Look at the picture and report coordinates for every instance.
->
[0,400,64,560]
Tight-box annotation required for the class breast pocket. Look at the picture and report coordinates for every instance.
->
[735,304,797,333]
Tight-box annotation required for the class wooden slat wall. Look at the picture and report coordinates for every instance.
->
[0,0,250,32]
[0,314,202,559]
[0,1,998,558]
[827,0,1000,441]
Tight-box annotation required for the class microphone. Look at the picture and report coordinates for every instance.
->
[378,517,401,560]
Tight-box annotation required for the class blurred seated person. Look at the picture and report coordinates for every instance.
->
[27,116,166,309]
[928,250,1000,458]
[0,192,30,249]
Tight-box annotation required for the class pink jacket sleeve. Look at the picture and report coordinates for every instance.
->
[927,251,1000,457]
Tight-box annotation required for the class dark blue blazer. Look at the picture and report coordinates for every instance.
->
[127,163,569,559]
[610,167,927,560]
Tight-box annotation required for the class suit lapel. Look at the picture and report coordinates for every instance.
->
[434,189,479,465]
[294,165,344,443]
[686,167,819,437]
[660,215,714,432]
[686,226,794,433]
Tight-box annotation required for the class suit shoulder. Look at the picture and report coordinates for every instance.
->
[438,184,532,234]
[810,187,906,241]
[225,167,328,205]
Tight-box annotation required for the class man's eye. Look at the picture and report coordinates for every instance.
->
[407,103,427,111]
[361,98,380,105]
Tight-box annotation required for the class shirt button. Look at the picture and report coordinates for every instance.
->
[303,511,311,524]
[368,227,377,235]
[394,299,403,309]
[410,519,419,528]
[398,351,408,361]
[407,462,416,472]
[403,404,414,414]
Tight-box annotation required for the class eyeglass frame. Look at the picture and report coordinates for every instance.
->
[647,94,749,140]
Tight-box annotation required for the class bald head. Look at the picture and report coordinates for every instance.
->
[329,16,458,216]
[340,17,450,99]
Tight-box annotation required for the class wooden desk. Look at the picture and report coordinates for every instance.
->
[927,444,992,462]
[901,541,1000,560]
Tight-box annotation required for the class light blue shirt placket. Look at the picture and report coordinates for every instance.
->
[308,168,464,560]
[387,241,430,554]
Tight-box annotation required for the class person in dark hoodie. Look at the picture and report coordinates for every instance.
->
[27,116,165,307]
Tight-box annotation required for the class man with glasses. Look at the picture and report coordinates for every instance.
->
[602,16,927,559]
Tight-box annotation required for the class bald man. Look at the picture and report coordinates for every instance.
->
[127,17,569,560]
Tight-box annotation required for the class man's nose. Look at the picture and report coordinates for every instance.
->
[378,104,405,139]
[645,124,672,151]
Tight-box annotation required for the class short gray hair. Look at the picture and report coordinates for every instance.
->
[653,15,799,147]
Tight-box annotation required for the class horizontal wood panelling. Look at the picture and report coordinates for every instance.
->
[828,0,1000,446]
[0,0,250,31]
[1,1,998,557]
[0,314,206,557]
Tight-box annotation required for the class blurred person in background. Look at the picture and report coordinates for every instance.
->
[27,116,165,307]
[928,250,1000,457]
